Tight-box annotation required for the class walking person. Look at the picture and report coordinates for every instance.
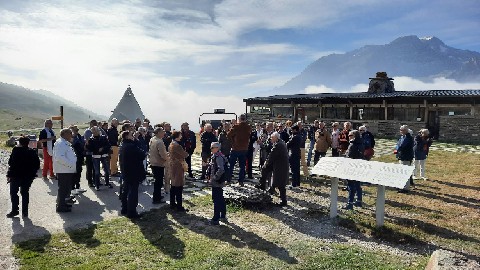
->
[107,118,120,176]
[53,129,77,213]
[84,119,97,187]
[149,127,169,204]
[6,136,40,218]
[313,121,332,165]
[396,125,415,193]
[256,132,289,206]
[168,131,189,212]
[287,125,302,188]
[227,114,251,186]
[307,120,320,166]
[199,124,217,180]
[180,122,196,179]
[208,142,228,225]
[39,119,56,180]
[414,129,432,180]
[343,130,365,210]
[70,125,86,194]
[86,126,112,191]
[120,131,147,218]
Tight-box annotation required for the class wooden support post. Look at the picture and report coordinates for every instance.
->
[319,102,323,119]
[330,177,339,218]
[349,101,353,119]
[376,185,386,227]
[424,99,429,123]
[60,106,64,129]
[383,100,388,120]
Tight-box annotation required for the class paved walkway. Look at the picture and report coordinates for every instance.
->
[1,139,479,269]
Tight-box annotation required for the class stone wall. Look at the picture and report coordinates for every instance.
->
[439,115,480,144]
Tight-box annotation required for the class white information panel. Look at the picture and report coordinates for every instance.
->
[311,157,414,189]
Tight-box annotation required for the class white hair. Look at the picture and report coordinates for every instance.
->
[271,132,281,139]
[400,125,408,131]
[359,125,367,131]
[138,127,146,133]
[205,123,213,129]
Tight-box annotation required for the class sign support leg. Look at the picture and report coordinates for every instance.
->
[330,177,339,218]
[376,185,386,227]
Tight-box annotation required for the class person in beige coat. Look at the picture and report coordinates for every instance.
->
[149,127,169,204]
[168,131,189,212]
[313,121,332,165]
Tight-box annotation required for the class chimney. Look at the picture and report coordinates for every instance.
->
[367,72,395,94]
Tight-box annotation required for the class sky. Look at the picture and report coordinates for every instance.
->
[1,0,480,128]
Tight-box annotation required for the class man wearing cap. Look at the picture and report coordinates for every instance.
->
[227,114,252,186]
[180,122,196,179]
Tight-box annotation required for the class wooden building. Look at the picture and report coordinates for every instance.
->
[244,73,480,143]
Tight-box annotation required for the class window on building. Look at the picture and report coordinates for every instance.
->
[353,107,385,120]
[324,107,349,119]
[272,107,293,118]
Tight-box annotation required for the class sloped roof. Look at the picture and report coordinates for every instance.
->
[109,86,145,122]
[244,90,480,102]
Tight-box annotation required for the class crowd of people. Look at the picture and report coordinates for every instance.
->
[5,115,432,223]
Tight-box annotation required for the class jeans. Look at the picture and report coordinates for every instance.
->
[93,157,110,188]
[121,180,140,216]
[332,148,340,157]
[290,155,301,187]
[73,156,84,190]
[85,155,94,186]
[151,166,164,202]
[307,140,315,165]
[170,186,184,209]
[9,179,33,213]
[229,150,247,183]
[347,180,362,204]
[313,151,327,165]
[212,187,226,221]
[56,173,73,209]
[414,159,426,178]
[185,153,193,177]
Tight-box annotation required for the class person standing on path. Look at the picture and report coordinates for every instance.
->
[413,129,433,180]
[70,125,86,194]
[53,129,77,213]
[107,118,120,176]
[199,124,217,180]
[120,131,147,218]
[307,120,320,166]
[227,114,251,186]
[39,119,56,180]
[149,127,169,204]
[208,142,228,225]
[287,125,302,188]
[180,122,196,179]
[343,130,365,210]
[83,120,97,187]
[396,125,415,193]
[168,131,189,212]
[86,126,112,191]
[296,122,309,178]
[218,122,232,160]
[6,136,40,218]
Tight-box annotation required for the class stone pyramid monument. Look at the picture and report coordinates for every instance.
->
[109,85,145,122]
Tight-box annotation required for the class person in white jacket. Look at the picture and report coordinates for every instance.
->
[53,128,77,212]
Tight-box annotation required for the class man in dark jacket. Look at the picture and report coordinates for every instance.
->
[162,122,173,150]
[278,123,290,143]
[227,114,252,185]
[180,122,196,178]
[307,120,319,166]
[287,125,302,187]
[396,125,415,193]
[107,118,120,176]
[86,126,112,190]
[70,125,86,193]
[246,128,258,179]
[120,131,147,219]
[6,136,40,218]
[359,125,375,161]
[256,132,289,206]
[199,123,218,180]
[343,130,365,210]
[297,122,309,178]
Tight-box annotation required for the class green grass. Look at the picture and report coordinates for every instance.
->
[14,204,427,270]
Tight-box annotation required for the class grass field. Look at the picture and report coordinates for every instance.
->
[10,144,480,269]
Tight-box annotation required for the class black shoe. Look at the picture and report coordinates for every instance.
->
[176,207,188,212]
[397,189,409,194]
[209,219,220,226]
[6,211,19,218]
[120,209,127,215]
[22,212,28,217]
[354,201,363,207]
[342,204,354,210]
[170,204,177,209]
[56,208,72,213]
[268,188,276,195]
[88,184,95,187]
[188,174,194,178]
[106,184,114,189]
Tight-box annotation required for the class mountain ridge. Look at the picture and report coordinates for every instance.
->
[274,35,480,94]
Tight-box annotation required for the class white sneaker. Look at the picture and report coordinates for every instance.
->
[76,188,87,193]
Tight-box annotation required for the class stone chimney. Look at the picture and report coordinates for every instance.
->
[368,72,395,94]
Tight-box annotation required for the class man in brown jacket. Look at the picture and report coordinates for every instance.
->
[227,114,252,186]
[313,121,332,165]
[149,127,169,204]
